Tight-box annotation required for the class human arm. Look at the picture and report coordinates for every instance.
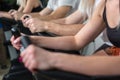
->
[14,0,105,51]
[22,0,38,13]
[21,44,120,76]
[51,10,87,24]
[11,0,35,20]
[20,7,53,19]
[41,10,87,35]
[11,0,41,20]
[52,53,120,76]
[21,0,74,20]
[29,16,104,51]
[42,23,85,36]
[20,7,53,26]
[25,0,106,51]
[19,0,120,76]
[50,18,66,24]
[18,6,24,12]
[35,0,77,21]
[29,17,104,51]
[24,18,85,36]
[38,6,72,21]
[23,10,86,35]
[0,11,13,19]
[17,0,41,13]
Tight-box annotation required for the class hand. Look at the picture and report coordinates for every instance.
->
[25,18,46,33]
[20,45,53,72]
[8,9,17,17]
[8,9,16,14]
[13,12,23,21]
[10,36,22,50]
[9,9,24,20]
[21,14,32,27]
[0,11,13,18]
[11,11,23,21]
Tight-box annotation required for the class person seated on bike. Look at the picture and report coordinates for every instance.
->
[11,0,120,76]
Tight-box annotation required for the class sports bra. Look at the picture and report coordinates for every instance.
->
[103,5,120,47]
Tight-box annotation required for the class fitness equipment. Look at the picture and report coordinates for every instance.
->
[1,17,120,80]
[2,26,35,80]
